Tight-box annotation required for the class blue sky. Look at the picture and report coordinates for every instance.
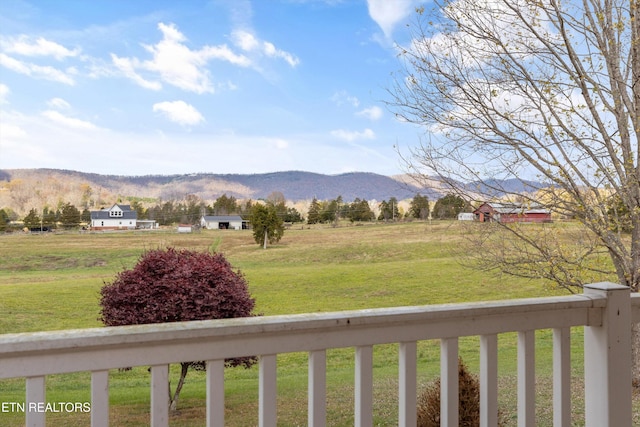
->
[0,0,426,176]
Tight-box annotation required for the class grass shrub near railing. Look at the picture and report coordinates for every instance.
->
[0,221,632,425]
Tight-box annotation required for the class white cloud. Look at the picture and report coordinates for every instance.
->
[110,54,162,91]
[0,53,76,85]
[136,23,221,93]
[111,22,251,94]
[269,138,289,149]
[367,0,418,38]
[109,23,299,93]
[331,128,376,141]
[0,84,9,104]
[41,110,98,130]
[331,90,360,107]
[0,122,27,139]
[47,97,71,110]
[356,106,383,121]
[1,36,80,60]
[231,30,300,67]
[152,100,204,126]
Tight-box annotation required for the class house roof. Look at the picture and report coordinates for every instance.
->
[90,204,137,220]
[475,202,550,215]
[201,215,244,222]
[110,204,132,211]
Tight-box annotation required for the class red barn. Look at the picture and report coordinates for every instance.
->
[473,202,552,223]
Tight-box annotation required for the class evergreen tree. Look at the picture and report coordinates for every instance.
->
[307,198,321,224]
[409,194,430,220]
[0,209,10,232]
[60,203,81,229]
[130,200,147,220]
[432,194,467,220]
[238,199,254,218]
[43,207,57,229]
[378,197,400,221]
[348,198,374,222]
[250,203,285,249]
[213,194,239,215]
[81,208,91,224]
[283,207,303,223]
[23,208,41,229]
[320,199,338,224]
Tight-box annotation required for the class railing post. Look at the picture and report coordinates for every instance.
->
[584,282,632,427]
[25,376,45,427]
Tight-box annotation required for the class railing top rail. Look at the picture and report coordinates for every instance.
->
[1,294,600,351]
[0,293,606,379]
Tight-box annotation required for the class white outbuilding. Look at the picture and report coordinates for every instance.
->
[457,212,475,221]
[200,215,247,230]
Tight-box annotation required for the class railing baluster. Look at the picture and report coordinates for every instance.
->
[150,364,169,427]
[355,345,373,427]
[398,341,417,427]
[26,375,45,427]
[441,337,459,427]
[552,327,571,427]
[91,370,109,427]
[259,354,277,426]
[308,350,326,426]
[206,360,225,427]
[517,330,535,427]
[480,334,498,427]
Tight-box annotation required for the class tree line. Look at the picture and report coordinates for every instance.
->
[0,192,472,232]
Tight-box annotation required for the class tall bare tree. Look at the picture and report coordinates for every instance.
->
[388,0,640,379]
[389,0,639,289]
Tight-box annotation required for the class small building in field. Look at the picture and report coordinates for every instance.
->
[136,219,158,229]
[90,204,137,230]
[457,212,475,221]
[200,215,247,230]
[473,202,552,223]
[177,224,193,233]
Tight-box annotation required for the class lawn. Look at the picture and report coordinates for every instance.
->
[0,221,632,425]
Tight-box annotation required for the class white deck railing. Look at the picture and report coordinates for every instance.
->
[1,282,638,427]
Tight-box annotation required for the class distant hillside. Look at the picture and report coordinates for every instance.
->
[0,169,442,216]
[0,169,546,217]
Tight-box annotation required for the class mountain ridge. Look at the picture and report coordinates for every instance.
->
[0,169,441,215]
[0,168,544,216]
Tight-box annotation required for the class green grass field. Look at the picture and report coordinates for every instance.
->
[0,221,635,426]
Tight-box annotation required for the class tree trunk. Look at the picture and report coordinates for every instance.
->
[170,363,190,411]
[633,323,640,388]
[263,228,268,249]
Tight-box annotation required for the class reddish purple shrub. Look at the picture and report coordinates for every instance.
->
[100,247,255,325]
[99,247,256,410]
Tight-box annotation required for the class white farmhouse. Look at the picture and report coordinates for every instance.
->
[90,204,137,230]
